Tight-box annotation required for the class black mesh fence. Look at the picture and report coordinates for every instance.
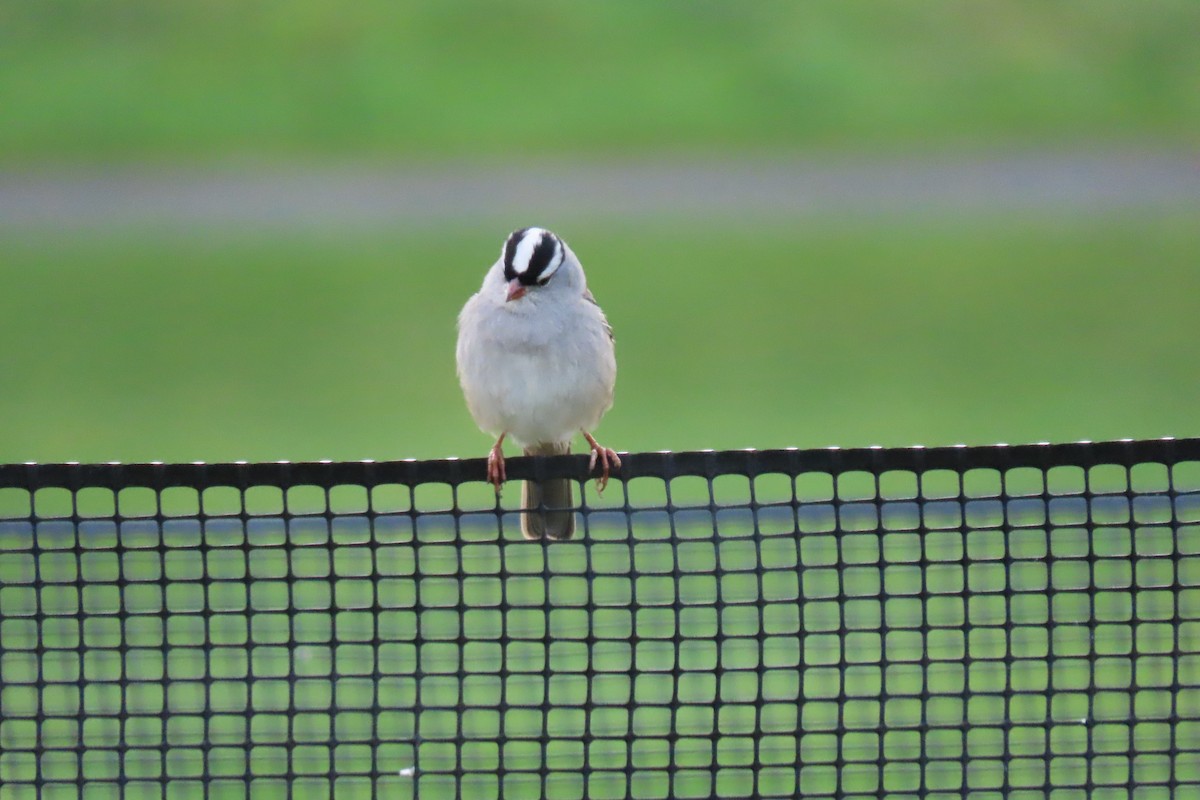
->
[1,438,1199,799]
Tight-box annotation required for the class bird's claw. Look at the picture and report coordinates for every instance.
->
[487,442,506,495]
[584,436,621,494]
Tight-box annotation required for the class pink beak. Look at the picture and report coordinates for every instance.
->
[506,279,527,302]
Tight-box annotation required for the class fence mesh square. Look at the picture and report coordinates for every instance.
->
[1,438,1198,799]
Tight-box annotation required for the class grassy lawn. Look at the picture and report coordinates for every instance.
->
[1,212,1197,464]
[4,2,1198,164]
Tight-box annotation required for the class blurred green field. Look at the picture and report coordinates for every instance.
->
[2,213,1198,463]
[3,1,1198,164]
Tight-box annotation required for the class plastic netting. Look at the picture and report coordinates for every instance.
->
[1,438,1198,799]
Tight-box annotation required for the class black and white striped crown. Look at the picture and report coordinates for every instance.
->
[502,227,566,287]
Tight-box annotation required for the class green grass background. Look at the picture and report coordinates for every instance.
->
[2,214,1198,463]
[3,1,1200,463]
[4,2,1198,164]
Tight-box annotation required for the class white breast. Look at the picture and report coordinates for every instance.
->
[457,288,616,448]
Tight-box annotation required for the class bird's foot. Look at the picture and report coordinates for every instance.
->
[582,432,621,493]
[487,435,507,495]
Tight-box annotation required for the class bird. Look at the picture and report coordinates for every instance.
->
[456,227,620,540]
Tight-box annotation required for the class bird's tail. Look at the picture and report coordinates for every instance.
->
[521,442,575,540]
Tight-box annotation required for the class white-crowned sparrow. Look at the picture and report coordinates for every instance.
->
[456,227,620,540]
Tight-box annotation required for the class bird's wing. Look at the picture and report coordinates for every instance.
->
[582,288,614,342]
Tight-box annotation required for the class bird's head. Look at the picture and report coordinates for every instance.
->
[501,227,567,302]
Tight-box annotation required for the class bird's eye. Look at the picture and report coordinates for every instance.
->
[536,276,550,286]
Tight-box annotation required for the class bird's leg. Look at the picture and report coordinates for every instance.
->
[487,433,507,494]
[582,431,621,493]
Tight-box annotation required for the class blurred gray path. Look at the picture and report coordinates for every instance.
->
[2,147,1197,228]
